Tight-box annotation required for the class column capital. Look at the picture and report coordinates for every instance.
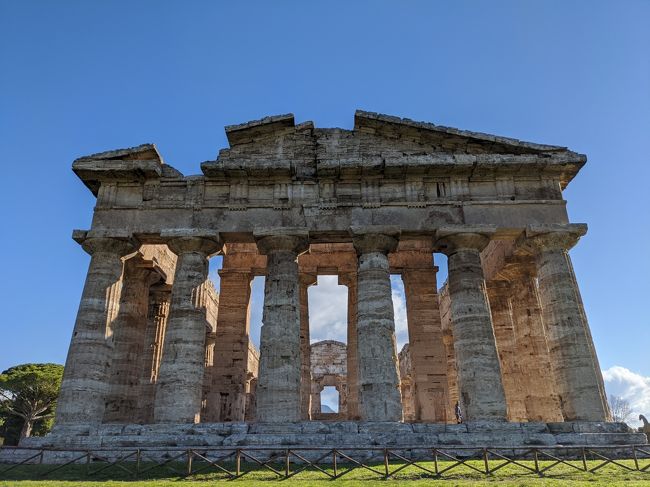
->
[79,236,137,257]
[161,229,222,256]
[521,223,587,253]
[434,225,495,255]
[254,228,309,255]
[350,225,400,255]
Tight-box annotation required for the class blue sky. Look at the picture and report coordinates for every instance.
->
[1,1,648,418]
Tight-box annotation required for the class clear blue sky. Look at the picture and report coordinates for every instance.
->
[1,0,648,389]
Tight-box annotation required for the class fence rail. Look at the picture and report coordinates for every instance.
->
[1,444,649,480]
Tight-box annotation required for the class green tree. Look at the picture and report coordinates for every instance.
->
[0,363,64,443]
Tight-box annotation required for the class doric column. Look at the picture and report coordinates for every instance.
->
[501,260,563,422]
[204,268,253,422]
[339,272,359,420]
[136,283,171,424]
[402,265,449,423]
[524,224,609,421]
[351,226,403,422]
[56,235,136,425]
[299,273,317,420]
[435,226,507,421]
[486,281,527,421]
[104,256,162,423]
[154,233,222,423]
[254,229,309,422]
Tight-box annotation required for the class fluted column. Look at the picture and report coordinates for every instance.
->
[104,257,161,423]
[524,224,609,421]
[339,272,359,420]
[204,269,253,422]
[299,273,317,420]
[136,283,171,424]
[56,235,136,425]
[435,227,507,421]
[503,261,563,421]
[352,226,402,422]
[402,266,449,423]
[255,230,309,422]
[486,281,527,421]
[154,234,222,423]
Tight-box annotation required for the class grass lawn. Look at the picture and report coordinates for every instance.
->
[2,459,650,486]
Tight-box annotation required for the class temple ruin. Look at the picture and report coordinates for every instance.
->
[20,110,648,451]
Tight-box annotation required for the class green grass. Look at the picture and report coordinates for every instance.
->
[2,459,650,486]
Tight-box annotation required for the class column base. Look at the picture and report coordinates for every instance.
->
[11,421,644,462]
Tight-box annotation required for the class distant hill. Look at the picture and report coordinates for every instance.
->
[321,405,335,414]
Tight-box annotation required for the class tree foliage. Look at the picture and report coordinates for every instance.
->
[608,394,633,423]
[0,363,63,444]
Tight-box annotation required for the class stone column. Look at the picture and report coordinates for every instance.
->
[104,257,162,423]
[402,266,449,423]
[503,261,563,422]
[339,272,360,420]
[351,226,403,422]
[136,283,171,424]
[254,230,309,422]
[299,273,317,420]
[486,281,527,421]
[204,269,253,422]
[154,234,222,423]
[56,235,136,425]
[435,227,507,421]
[524,224,609,421]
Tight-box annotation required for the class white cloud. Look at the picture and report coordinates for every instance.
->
[391,276,409,351]
[308,276,348,343]
[603,366,650,428]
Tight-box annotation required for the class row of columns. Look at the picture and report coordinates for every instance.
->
[56,224,609,427]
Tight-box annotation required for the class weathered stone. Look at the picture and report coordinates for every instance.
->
[435,227,507,421]
[352,226,403,422]
[254,229,309,422]
[38,112,638,453]
[56,236,137,425]
[154,235,222,423]
[523,224,610,421]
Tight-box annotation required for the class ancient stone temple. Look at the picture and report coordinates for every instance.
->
[21,111,647,451]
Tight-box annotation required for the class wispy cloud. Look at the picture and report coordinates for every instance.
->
[603,366,650,428]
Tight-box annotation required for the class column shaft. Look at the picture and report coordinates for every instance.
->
[402,268,449,422]
[299,274,316,420]
[255,232,308,422]
[534,245,609,420]
[56,237,135,425]
[136,284,171,424]
[509,272,563,421]
[104,258,159,423]
[341,273,360,420]
[487,282,527,421]
[154,236,221,423]
[437,229,507,421]
[353,229,402,421]
[204,270,253,422]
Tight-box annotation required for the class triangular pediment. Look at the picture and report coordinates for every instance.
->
[201,111,585,184]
